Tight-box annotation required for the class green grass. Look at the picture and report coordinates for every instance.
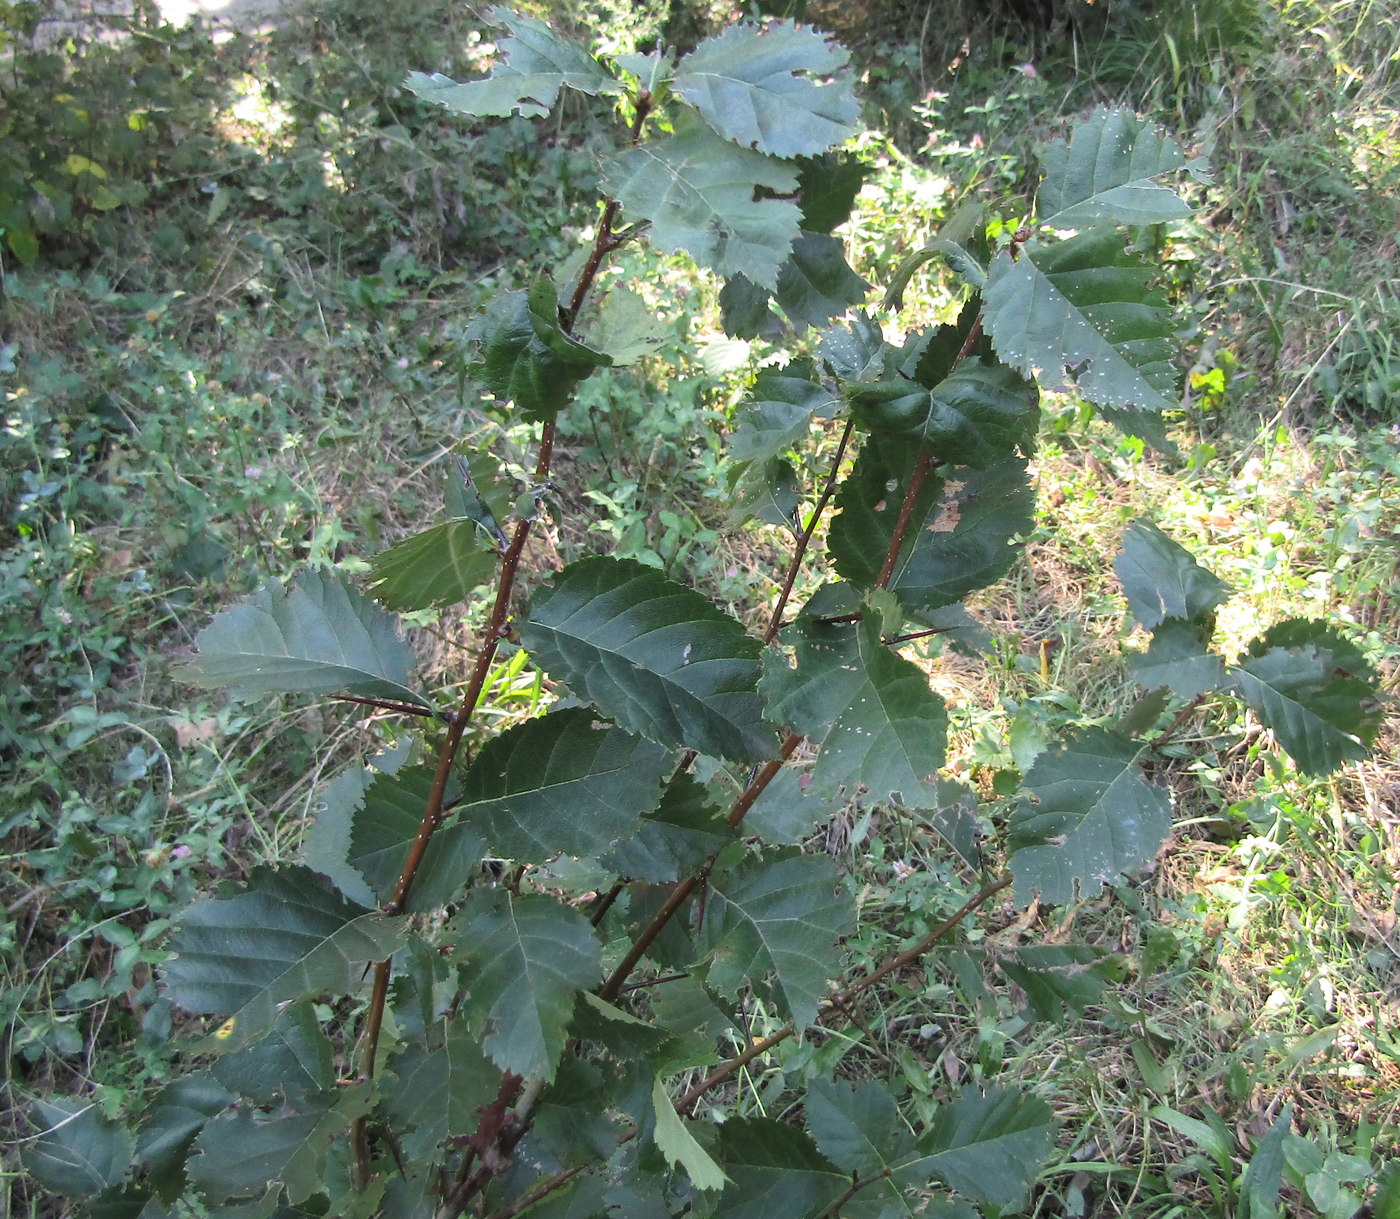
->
[3,0,1398,1214]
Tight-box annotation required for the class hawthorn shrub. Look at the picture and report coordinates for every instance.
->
[25,10,1382,1217]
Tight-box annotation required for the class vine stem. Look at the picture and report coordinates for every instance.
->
[487,1165,587,1219]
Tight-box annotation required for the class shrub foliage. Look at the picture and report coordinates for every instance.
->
[26,10,1381,1217]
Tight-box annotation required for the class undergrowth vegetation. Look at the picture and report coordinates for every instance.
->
[2,0,1397,1216]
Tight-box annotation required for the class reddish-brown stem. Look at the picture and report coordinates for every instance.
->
[883,626,954,646]
[811,611,862,626]
[591,419,849,995]
[589,880,626,928]
[677,1025,796,1115]
[763,418,857,645]
[565,199,622,325]
[953,316,985,366]
[621,972,689,993]
[562,93,650,328]
[334,693,442,718]
[598,730,802,1001]
[353,429,555,1187]
[874,451,934,591]
[828,875,1010,1008]
[871,318,982,593]
[728,730,802,829]
[1147,691,1209,752]
[817,1170,895,1219]
[486,1165,587,1219]
[598,873,699,1002]
[351,97,641,1176]
[385,423,555,920]
[402,95,663,1212]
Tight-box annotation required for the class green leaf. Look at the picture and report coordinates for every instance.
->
[794,152,871,234]
[932,201,992,289]
[601,771,732,883]
[137,1075,236,1200]
[716,1118,848,1219]
[918,779,985,869]
[652,1078,728,1190]
[453,889,602,1080]
[1371,1162,1400,1219]
[527,277,611,364]
[995,943,1128,1020]
[1232,620,1381,775]
[365,520,499,611]
[1115,686,1172,737]
[470,284,610,423]
[162,865,407,1049]
[743,763,824,845]
[6,224,40,266]
[983,226,1178,413]
[828,441,1035,620]
[85,1186,179,1219]
[820,310,890,382]
[347,766,477,910]
[884,204,990,307]
[773,231,870,330]
[520,555,778,763]
[210,1002,334,1104]
[730,360,837,463]
[919,1086,1056,1210]
[529,1060,633,1166]
[1149,1105,1233,1170]
[699,850,853,1029]
[1008,727,1172,906]
[403,9,619,119]
[731,455,801,531]
[1037,107,1196,229]
[849,357,1037,469]
[1115,517,1231,629]
[576,286,666,365]
[1240,1103,1293,1219]
[805,1077,901,1178]
[906,299,981,386]
[719,274,774,339]
[671,21,857,157]
[571,992,679,1063]
[382,1019,498,1163]
[176,568,429,708]
[187,1085,370,1204]
[602,116,801,291]
[25,1099,133,1199]
[614,48,675,93]
[448,447,515,542]
[459,709,671,862]
[303,767,377,907]
[1127,619,1227,699]
[763,614,947,806]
